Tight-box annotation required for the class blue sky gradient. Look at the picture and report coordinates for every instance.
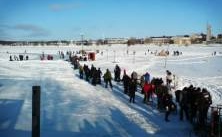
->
[0,0,221,40]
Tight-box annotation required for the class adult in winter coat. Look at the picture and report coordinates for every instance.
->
[179,87,189,121]
[97,68,102,84]
[129,79,137,103]
[91,68,97,86]
[140,75,145,94]
[175,90,182,103]
[198,88,212,126]
[90,64,95,79]
[190,87,200,123]
[144,72,150,83]
[9,55,13,61]
[114,64,121,82]
[79,65,84,79]
[163,93,175,122]
[103,69,113,89]
[166,70,173,88]
[84,65,90,81]
[143,81,153,103]
[122,70,130,94]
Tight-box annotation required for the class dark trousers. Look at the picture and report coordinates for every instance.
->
[199,107,209,126]
[80,72,83,79]
[97,78,101,84]
[105,79,113,88]
[129,92,135,103]
[165,109,171,121]
[157,96,164,110]
[143,92,152,103]
[124,84,129,94]
[143,93,148,103]
[114,73,120,82]
[85,74,89,81]
[92,78,97,86]
[179,105,189,121]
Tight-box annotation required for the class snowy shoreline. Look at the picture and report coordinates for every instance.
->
[0,44,222,137]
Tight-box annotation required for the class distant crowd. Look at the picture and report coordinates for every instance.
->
[9,55,29,61]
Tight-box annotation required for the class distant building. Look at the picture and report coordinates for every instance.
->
[105,38,128,44]
[151,37,172,45]
[190,33,206,44]
[144,36,172,45]
[207,24,212,42]
[127,38,144,45]
[217,34,222,44]
[144,38,152,44]
[172,36,191,45]
[218,34,222,39]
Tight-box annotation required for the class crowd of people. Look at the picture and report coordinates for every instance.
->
[175,85,212,127]
[73,61,181,122]
[78,64,105,87]
[70,60,214,133]
[173,50,182,56]
[40,52,54,60]
[9,54,29,61]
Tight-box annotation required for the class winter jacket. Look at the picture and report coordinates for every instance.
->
[144,73,150,82]
[122,74,130,85]
[79,66,83,73]
[103,71,112,80]
[143,83,153,94]
[114,66,121,74]
[129,80,137,93]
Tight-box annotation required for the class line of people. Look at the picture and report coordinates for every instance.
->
[79,64,113,88]
[9,55,29,61]
[75,62,213,125]
[77,63,177,122]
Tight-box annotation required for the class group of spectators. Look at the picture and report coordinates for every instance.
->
[173,50,182,56]
[72,60,213,126]
[175,85,212,127]
[10,55,29,61]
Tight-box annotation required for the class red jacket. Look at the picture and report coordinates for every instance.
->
[143,83,153,94]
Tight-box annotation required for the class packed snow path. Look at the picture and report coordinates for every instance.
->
[0,60,194,137]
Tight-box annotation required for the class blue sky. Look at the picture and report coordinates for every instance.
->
[0,0,221,41]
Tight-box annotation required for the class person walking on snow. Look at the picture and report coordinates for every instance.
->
[166,70,173,91]
[122,70,130,94]
[79,65,84,79]
[143,81,153,104]
[103,69,113,89]
[140,75,145,94]
[97,68,102,84]
[114,64,121,82]
[129,78,137,103]
[163,93,175,122]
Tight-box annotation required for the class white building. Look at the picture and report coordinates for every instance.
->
[172,36,191,45]
[207,24,212,42]
[105,38,128,44]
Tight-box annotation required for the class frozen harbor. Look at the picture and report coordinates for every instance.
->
[0,44,222,137]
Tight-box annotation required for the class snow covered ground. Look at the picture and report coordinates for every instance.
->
[0,44,222,137]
